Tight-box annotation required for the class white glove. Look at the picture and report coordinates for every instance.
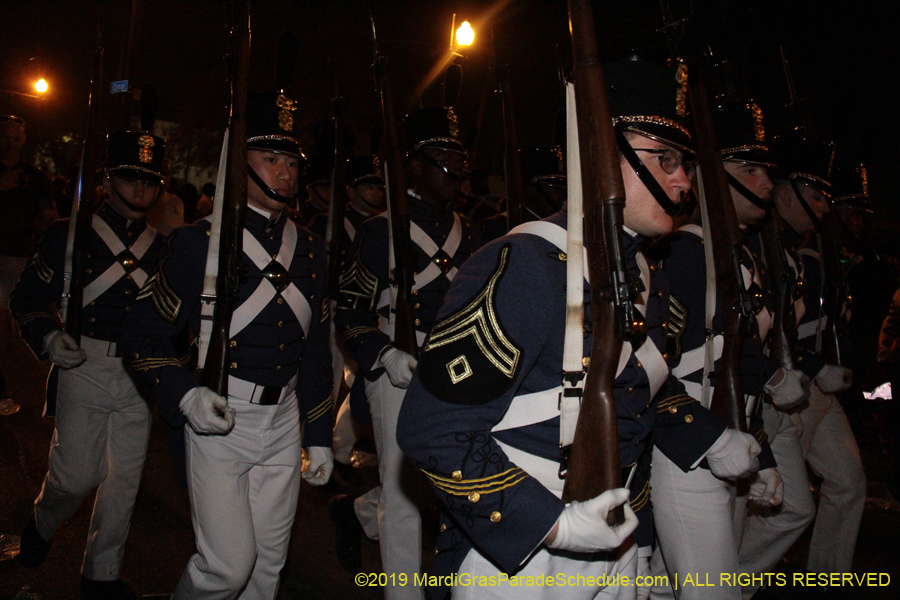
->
[43,330,86,369]
[303,446,334,486]
[179,387,235,435]
[380,346,418,389]
[547,488,638,553]
[748,467,784,508]
[765,367,810,410]
[705,429,761,480]
[815,364,853,393]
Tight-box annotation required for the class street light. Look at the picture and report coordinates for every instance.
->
[456,21,475,47]
[34,78,49,93]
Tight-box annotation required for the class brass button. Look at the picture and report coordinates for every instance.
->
[468,491,481,503]
[412,289,418,295]
[439,522,447,533]
[308,235,314,241]
[154,378,160,385]
[231,362,238,369]
[277,298,284,304]
[452,470,462,481]
[434,548,439,556]
[582,357,590,368]
[309,252,315,259]
[663,353,668,359]
[206,230,210,236]
[230,340,237,348]
[636,360,642,369]
[125,289,133,296]
[272,254,278,260]
[415,318,421,326]
[668,406,677,414]
[558,252,567,261]
[279,344,285,350]
[89,301,95,306]
[125,306,131,312]
[278,321,284,327]
[127,231,134,237]
[86,268,92,274]
[661,322,668,329]
[490,511,502,523]
[276,365,282,371]
[685,414,694,423]
[414,303,420,309]
[134,353,140,359]
[89,317,96,323]
[311,273,317,279]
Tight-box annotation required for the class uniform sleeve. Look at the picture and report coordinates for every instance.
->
[334,218,392,375]
[120,226,204,427]
[296,236,334,448]
[9,220,68,357]
[397,239,564,574]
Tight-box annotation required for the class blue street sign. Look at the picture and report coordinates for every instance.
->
[110,80,129,94]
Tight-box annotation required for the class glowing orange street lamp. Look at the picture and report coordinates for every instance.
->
[456,21,474,47]
[35,78,49,93]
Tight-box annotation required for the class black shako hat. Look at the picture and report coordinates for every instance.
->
[404,107,466,156]
[772,131,835,191]
[347,155,383,187]
[106,131,166,183]
[712,101,776,168]
[246,91,305,158]
[518,147,565,186]
[604,59,694,154]
[831,161,871,212]
[305,157,332,186]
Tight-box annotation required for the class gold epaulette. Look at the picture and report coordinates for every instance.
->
[307,395,333,423]
[422,466,529,497]
[657,393,696,413]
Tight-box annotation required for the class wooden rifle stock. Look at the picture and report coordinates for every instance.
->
[493,31,524,231]
[370,11,417,357]
[327,96,349,298]
[201,0,251,396]
[562,0,624,518]
[687,64,749,431]
[64,39,105,343]
[759,214,799,371]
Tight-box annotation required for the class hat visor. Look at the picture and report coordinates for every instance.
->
[107,166,164,184]
[621,124,695,158]
[413,140,468,157]
[722,149,778,169]
[248,138,304,158]
[349,175,385,187]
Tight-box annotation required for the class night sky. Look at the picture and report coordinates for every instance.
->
[2,0,899,215]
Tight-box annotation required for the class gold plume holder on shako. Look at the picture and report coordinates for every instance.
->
[138,134,156,163]
[276,94,295,131]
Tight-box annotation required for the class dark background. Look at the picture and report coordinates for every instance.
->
[2,0,899,214]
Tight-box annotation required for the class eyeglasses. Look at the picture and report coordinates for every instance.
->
[632,148,696,178]
[0,115,25,125]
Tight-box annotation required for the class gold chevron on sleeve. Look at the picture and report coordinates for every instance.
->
[339,251,378,312]
[307,396,333,423]
[339,325,379,342]
[320,297,330,323]
[656,393,696,413]
[667,295,687,360]
[630,480,651,512]
[422,466,529,496]
[424,246,520,379]
[15,311,55,328]
[137,268,182,323]
[130,357,186,372]
[26,249,54,284]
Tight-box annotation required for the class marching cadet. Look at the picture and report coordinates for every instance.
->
[308,154,386,271]
[648,100,814,600]
[478,146,568,245]
[120,91,334,598]
[770,135,866,574]
[331,107,477,599]
[13,131,169,599]
[395,59,759,600]
[307,155,386,478]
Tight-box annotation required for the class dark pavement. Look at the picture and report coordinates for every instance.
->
[1,323,897,599]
